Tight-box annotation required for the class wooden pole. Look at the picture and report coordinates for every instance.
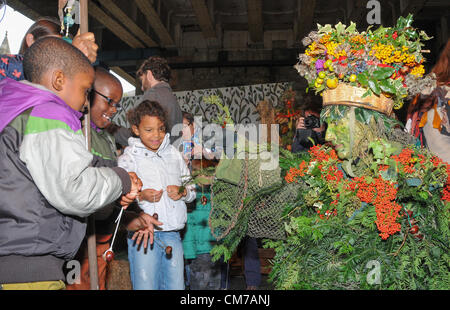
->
[79,0,99,290]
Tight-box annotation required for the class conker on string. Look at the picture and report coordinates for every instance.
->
[165,246,172,256]
[103,250,114,262]
[409,225,419,234]
[201,196,207,205]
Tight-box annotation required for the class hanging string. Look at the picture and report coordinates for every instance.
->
[109,207,124,251]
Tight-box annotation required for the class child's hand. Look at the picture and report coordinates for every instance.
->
[130,213,163,248]
[166,185,187,201]
[138,189,163,202]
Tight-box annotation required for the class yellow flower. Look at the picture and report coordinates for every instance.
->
[305,41,318,56]
[325,41,346,58]
[320,34,331,44]
[410,64,425,77]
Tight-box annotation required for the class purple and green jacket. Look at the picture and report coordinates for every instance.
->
[0,78,131,284]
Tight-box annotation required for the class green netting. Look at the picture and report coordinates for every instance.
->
[209,152,303,247]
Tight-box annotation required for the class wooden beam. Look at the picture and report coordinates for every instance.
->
[190,0,217,39]
[97,0,157,47]
[402,0,429,16]
[247,0,263,43]
[6,0,41,21]
[134,0,175,47]
[296,0,316,40]
[89,2,145,49]
[110,66,136,87]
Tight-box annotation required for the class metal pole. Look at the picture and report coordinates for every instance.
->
[79,0,99,290]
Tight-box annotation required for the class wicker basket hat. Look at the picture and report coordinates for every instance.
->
[322,83,394,116]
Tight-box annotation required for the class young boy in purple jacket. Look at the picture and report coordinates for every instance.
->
[0,37,141,289]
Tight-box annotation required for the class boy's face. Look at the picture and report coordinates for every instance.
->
[53,69,95,112]
[132,115,166,152]
[90,80,123,129]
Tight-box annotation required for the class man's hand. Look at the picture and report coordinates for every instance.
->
[119,172,142,208]
[138,188,163,203]
[167,185,186,201]
[72,30,98,63]
[130,212,163,248]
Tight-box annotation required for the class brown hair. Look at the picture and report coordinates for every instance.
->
[19,17,61,55]
[136,56,171,82]
[127,100,168,131]
[182,111,194,125]
[432,39,450,85]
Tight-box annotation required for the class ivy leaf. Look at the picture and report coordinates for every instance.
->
[346,22,357,34]
[357,73,369,87]
[419,191,429,200]
[361,88,372,98]
[368,78,381,96]
[379,79,396,94]
[335,22,346,35]
[318,24,332,34]
[419,30,432,41]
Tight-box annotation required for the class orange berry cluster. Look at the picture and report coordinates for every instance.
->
[391,148,417,173]
[348,176,401,240]
[285,161,308,183]
[309,145,338,162]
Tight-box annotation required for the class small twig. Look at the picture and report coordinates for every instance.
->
[390,232,408,257]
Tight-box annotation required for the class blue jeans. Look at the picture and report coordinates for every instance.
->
[127,231,185,290]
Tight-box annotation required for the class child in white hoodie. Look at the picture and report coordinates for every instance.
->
[118,100,195,290]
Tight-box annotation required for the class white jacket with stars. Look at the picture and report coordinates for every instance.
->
[118,133,196,231]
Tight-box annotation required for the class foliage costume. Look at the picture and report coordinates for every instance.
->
[209,16,449,289]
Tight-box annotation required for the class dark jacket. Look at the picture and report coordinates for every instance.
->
[0,79,130,284]
[292,128,326,153]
